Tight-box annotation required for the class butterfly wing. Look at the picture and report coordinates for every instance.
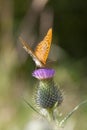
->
[19,36,34,57]
[34,28,52,65]
[19,37,44,67]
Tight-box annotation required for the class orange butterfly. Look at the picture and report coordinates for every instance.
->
[19,28,52,67]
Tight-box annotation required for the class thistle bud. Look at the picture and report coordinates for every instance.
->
[35,79,63,109]
[32,68,63,109]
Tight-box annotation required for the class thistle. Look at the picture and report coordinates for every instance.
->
[32,68,87,126]
[32,68,63,118]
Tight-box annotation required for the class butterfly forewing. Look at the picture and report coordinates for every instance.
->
[34,28,52,65]
[19,36,38,60]
[19,36,44,67]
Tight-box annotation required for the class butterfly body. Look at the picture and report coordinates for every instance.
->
[19,28,52,67]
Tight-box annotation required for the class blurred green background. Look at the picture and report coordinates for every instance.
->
[0,0,87,130]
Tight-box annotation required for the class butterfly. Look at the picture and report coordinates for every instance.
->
[19,28,52,67]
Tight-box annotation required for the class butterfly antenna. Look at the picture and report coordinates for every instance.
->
[23,98,44,117]
[59,100,87,127]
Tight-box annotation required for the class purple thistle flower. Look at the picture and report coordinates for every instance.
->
[32,68,55,80]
